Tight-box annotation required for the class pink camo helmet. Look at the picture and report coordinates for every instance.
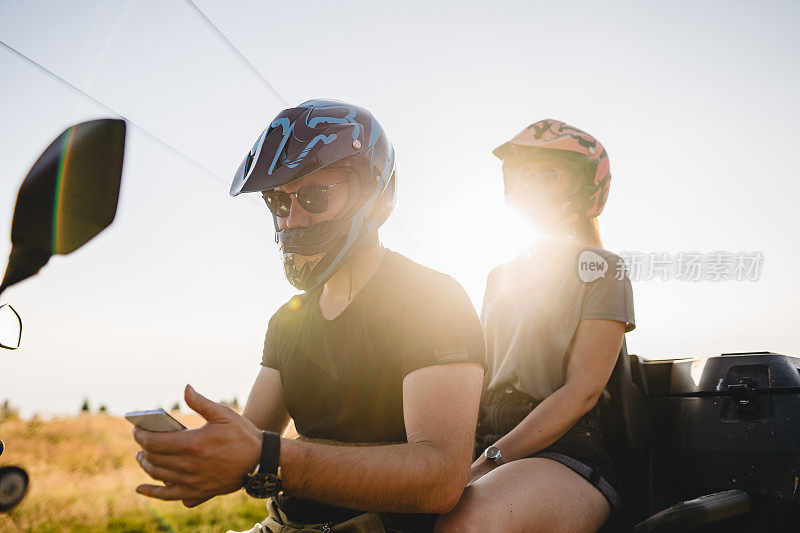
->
[493,119,611,220]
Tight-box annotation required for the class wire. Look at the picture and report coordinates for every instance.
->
[0,38,227,184]
[2,26,431,261]
[173,4,436,261]
[173,3,437,261]
[182,0,288,106]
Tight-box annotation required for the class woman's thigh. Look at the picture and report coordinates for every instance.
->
[435,457,611,533]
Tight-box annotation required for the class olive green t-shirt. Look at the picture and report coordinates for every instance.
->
[260,250,486,531]
[262,250,486,443]
[481,238,635,400]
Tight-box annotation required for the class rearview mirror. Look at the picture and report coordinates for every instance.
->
[0,119,126,296]
[0,304,21,350]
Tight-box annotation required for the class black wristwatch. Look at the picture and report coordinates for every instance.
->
[483,445,505,465]
[243,431,282,498]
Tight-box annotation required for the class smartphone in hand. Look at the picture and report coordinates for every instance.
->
[125,409,186,432]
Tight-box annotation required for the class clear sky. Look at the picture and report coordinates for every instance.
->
[1,0,798,417]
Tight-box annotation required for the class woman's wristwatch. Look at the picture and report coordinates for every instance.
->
[243,431,282,498]
[483,445,505,465]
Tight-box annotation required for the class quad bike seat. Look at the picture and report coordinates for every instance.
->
[600,338,651,458]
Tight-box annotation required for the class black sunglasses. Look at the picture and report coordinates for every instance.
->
[262,182,345,217]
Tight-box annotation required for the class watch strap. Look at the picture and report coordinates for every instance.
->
[243,431,282,498]
[258,430,281,475]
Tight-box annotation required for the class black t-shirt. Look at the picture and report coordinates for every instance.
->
[261,250,485,529]
[262,250,486,443]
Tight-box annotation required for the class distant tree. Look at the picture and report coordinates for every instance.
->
[220,397,240,410]
[1,399,20,421]
[80,398,90,413]
[98,404,108,414]
[171,402,181,412]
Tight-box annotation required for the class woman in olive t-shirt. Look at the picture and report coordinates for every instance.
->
[437,120,635,533]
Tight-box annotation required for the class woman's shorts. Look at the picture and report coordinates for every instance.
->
[475,388,623,515]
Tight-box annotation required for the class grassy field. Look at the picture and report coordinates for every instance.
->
[0,412,278,532]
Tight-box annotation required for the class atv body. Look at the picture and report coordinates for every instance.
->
[602,344,800,531]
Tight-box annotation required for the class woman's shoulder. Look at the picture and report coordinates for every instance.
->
[572,246,631,284]
[488,238,610,275]
[576,245,627,267]
[485,241,631,293]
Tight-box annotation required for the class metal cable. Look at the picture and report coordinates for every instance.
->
[0,38,227,184]
[182,0,288,106]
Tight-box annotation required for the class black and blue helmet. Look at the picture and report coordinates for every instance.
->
[230,99,397,291]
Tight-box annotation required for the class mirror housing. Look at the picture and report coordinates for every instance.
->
[0,304,21,350]
[0,119,126,296]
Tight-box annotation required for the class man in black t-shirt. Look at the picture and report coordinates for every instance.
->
[260,249,485,530]
[132,100,485,532]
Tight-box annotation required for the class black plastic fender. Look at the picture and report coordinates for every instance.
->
[635,490,751,532]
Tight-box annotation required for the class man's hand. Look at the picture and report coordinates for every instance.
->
[133,384,262,507]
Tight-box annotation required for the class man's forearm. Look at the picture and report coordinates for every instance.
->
[279,437,468,514]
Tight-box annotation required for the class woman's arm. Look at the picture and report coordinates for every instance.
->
[476,319,625,467]
[242,366,291,434]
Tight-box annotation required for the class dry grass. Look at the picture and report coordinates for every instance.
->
[0,413,272,532]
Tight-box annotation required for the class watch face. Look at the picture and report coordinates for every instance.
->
[485,446,501,461]
[244,472,282,499]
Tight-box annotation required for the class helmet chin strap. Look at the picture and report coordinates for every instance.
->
[340,174,364,300]
[339,231,380,301]
[347,256,354,301]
